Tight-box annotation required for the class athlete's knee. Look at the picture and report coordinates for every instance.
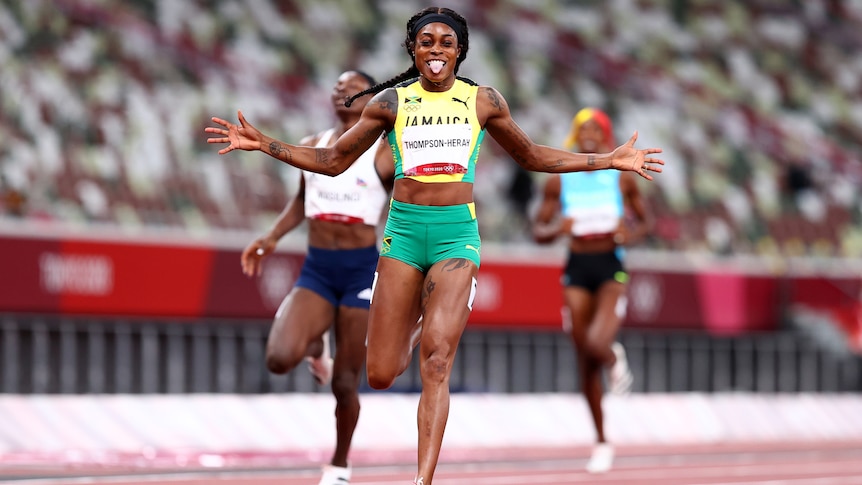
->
[265,347,301,375]
[575,352,602,381]
[366,355,398,390]
[420,350,453,385]
[331,372,360,401]
[583,334,612,363]
[265,352,290,374]
[581,337,599,358]
[366,365,396,390]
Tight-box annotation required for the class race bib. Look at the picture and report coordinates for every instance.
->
[401,124,472,176]
[570,204,620,237]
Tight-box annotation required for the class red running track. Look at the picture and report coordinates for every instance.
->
[3,441,862,485]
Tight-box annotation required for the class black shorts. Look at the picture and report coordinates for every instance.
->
[561,250,628,293]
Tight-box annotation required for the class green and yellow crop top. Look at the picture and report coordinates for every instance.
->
[388,77,485,183]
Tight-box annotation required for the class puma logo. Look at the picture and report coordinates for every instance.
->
[465,244,480,255]
[452,96,470,109]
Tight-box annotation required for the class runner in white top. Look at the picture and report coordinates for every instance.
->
[303,127,388,226]
[240,70,394,485]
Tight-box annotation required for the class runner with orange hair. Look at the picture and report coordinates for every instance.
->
[533,107,653,473]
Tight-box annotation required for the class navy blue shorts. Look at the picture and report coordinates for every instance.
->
[294,245,379,309]
[562,250,628,293]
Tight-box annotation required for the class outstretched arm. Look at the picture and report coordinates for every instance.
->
[205,90,396,176]
[479,87,665,180]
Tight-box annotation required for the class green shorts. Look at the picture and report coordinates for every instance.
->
[380,199,481,272]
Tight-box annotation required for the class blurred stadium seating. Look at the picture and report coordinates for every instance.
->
[1,0,860,256]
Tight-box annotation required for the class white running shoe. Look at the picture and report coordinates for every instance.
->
[609,342,633,395]
[307,330,333,386]
[318,464,350,485]
[586,442,614,473]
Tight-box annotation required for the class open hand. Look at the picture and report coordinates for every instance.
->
[205,110,263,155]
[611,131,664,181]
[240,236,277,277]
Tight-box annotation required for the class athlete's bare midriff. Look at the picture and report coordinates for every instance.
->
[569,233,617,254]
[307,219,379,250]
[392,178,473,206]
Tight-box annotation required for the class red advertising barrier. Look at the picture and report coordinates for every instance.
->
[469,264,780,334]
[1,232,858,338]
[469,262,563,328]
[624,270,780,334]
[0,233,300,320]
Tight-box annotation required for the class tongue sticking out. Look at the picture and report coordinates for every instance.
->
[429,61,444,75]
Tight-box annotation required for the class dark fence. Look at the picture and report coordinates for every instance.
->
[1,315,860,394]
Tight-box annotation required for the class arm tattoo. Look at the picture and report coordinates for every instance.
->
[377,100,397,115]
[269,142,293,164]
[483,88,504,111]
[315,148,329,168]
[503,121,535,168]
[269,141,283,156]
[506,121,530,150]
[340,128,380,156]
[588,155,596,166]
[376,89,398,116]
[375,99,397,116]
